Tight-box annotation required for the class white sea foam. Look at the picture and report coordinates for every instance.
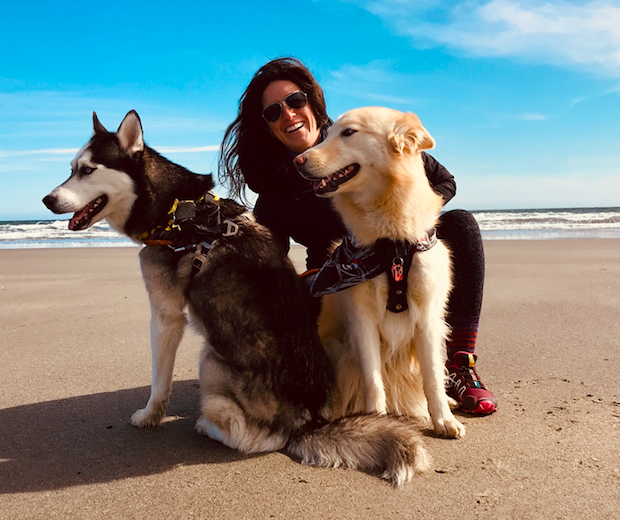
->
[0,220,134,249]
[1,207,620,248]
[472,207,620,240]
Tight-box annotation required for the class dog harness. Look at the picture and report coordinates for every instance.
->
[309,230,437,313]
[139,192,246,275]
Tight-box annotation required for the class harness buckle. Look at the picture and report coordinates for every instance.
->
[192,242,212,274]
[222,219,239,237]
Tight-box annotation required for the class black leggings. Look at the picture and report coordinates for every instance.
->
[436,209,485,320]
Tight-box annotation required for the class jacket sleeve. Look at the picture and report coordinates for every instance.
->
[422,152,456,205]
[253,193,291,255]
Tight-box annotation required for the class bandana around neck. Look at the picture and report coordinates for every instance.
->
[310,230,438,313]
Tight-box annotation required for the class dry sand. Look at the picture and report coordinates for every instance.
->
[1,240,619,519]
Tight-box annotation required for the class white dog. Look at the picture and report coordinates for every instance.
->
[295,107,465,439]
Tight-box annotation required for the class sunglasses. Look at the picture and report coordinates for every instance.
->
[262,91,308,123]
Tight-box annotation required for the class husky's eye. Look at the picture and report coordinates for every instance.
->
[83,167,94,175]
[341,128,357,137]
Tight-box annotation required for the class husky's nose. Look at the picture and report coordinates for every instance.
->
[42,194,57,211]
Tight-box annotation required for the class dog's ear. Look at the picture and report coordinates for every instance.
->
[92,112,108,135]
[116,110,144,156]
[388,112,435,155]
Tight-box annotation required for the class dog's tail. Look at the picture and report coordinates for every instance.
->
[285,413,430,487]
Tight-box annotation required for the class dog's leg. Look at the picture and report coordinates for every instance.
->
[415,318,465,438]
[131,260,188,427]
[346,298,387,414]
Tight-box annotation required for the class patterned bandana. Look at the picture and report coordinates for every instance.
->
[310,229,437,313]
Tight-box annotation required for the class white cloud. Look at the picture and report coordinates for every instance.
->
[519,112,548,121]
[351,0,620,76]
[324,61,425,106]
[0,148,79,158]
[156,145,220,153]
[0,145,219,159]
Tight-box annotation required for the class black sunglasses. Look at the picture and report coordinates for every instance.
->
[262,91,308,123]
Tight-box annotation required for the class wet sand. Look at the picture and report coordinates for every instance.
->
[1,240,619,519]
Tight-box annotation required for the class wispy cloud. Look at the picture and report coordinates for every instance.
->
[349,0,620,76]
[0,148,79,158]
[324,61,424,106]
[519,112,548,121]
[156,145,220,153]
[0,145,219,159]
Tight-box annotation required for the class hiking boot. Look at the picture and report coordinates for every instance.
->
[446,351,497,415]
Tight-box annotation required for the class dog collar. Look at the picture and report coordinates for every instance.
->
[310,230,437,313]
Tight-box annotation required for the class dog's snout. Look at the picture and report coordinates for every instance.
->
[42,193,64,214]
[294,154,306,166]
[42,194,56,210]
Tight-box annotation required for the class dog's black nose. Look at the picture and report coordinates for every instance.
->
[42,194,56,211]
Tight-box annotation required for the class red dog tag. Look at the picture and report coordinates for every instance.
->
[391,257,404,282]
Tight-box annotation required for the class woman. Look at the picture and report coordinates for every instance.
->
[219,57,497,416]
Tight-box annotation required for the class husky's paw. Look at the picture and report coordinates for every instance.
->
[195,416,227,444]
[447,396,459,410]
[433,416,466,439]
[130,408,163,428]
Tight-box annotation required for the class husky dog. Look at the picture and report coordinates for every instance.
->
[295,107,466,439]
[42,110,431,485]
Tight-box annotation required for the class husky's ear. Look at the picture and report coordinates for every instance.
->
[116,110,144,156]
[388,112,435,155]
[93,112,108,135]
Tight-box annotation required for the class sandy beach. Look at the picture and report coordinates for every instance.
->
[1,240,619,519]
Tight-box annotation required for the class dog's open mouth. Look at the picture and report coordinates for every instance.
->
[68,195,108,231]
[313,163,360,195]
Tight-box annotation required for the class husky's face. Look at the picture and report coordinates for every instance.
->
[42,111,142,233]
[294,107,435,199]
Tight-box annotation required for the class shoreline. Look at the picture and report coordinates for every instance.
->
[1,240,619,518]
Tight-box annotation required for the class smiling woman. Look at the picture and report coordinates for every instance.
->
[261,81,320,154]
[218,57,343,271]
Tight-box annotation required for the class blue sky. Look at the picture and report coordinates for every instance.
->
[1,0,619,220]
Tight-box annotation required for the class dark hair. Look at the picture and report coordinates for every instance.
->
[218,57,330,204]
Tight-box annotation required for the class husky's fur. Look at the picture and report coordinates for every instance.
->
[42,110,432,485]
[296,107,466,439]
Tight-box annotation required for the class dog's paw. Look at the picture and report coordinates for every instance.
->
[130,408,163,428]
[195,416,226,443]
[447,396,459,411]
[433,416,466,439]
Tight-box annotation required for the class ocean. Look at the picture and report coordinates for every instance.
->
[1,207,620,249]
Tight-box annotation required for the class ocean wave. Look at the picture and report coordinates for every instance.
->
[2,207,620,248]
[0,219,135,248]
[472,207,620,234]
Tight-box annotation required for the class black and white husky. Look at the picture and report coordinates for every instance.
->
[42,110,431,485]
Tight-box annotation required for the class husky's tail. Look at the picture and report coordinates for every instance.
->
[285,413,430,487]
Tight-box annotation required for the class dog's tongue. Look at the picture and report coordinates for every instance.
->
[68,203,92,230]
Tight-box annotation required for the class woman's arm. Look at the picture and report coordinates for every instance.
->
[422,152,457,205]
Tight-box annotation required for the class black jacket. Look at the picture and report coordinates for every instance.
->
[249,137,456,270]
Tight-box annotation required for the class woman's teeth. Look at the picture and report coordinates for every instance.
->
[286,122,304,133]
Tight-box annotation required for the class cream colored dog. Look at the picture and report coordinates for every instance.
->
[295,107,465,438]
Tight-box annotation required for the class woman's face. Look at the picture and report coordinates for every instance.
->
[262,80,321,154]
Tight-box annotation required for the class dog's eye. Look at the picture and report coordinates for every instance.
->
[83,167,95,175]
[341,128,358,138]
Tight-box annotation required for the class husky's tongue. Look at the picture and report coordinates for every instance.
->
[68,195,108,231]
